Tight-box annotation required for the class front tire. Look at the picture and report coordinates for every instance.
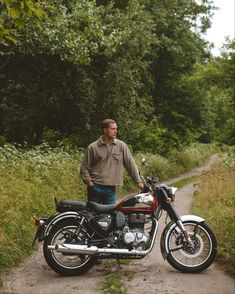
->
[43,218,96,276]
[164,221,217,273]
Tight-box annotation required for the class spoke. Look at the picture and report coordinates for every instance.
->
[169,223,213,267]
[51,225,90,268]
[193,225,198,236]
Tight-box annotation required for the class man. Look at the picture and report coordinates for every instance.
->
[80,119,144,204]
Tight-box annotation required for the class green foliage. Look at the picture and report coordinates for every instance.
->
[185,40,235,145]
[0,135,6,146]
[191,151,235,275]
[169,176,197,189]
[0,0,223,150]
[0,0,44,52]
[42,128,62,147]
[128,122,167,154]
[135,143,215,181]
[0,143,86,276]
[100,272,127,294]
[147,0,215,146]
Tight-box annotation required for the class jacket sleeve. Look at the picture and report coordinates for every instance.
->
[80,146,92,184]
[123,143,142,184]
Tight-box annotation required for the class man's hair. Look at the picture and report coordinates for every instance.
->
[101,119,116,133]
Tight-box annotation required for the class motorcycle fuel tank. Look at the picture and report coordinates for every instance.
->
[117,193,158,213]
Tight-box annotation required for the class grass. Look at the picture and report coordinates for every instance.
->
[191,151,235,275]
[99,260,134,294]
[100,272,127,294]
[169,176,198,189]
[0,143,87,278]
[0,142,216,282]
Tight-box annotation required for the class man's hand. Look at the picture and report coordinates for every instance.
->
[86,179,94,187]
[137,182,144,191]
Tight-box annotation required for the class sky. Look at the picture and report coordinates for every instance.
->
[204,0,235,56]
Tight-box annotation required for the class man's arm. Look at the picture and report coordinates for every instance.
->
[123,144,143,189]
[80,147,94,186]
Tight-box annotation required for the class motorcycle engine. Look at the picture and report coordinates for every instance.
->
[122,213,149,247]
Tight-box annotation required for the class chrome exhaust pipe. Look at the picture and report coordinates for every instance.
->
[48,219,158,256]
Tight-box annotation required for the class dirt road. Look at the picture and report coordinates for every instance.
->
[1,155,234,294]
[124,181,234,294]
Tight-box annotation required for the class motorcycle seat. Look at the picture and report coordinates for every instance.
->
[87,201,116,214]
[57,200,87,212]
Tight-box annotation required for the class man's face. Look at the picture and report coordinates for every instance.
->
[104,123,117,140]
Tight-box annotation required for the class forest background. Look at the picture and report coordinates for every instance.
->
[0,0,234,151]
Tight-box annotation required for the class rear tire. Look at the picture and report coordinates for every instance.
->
[43,218,96,276]
[165,221,217,273]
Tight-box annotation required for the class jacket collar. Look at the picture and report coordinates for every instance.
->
[98,136,117,146]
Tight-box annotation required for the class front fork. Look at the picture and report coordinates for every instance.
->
[175,219,193,245]
[167,202,193,246]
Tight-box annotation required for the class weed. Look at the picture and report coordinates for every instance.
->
[100,272,127,294]
[99,268,134,294]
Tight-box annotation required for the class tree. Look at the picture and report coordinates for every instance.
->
[184,39,235,144]
[147,0,216,146]
[1,0,226,151]
[0,0,43,54]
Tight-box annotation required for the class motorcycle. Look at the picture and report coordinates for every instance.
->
[33,175,217,276]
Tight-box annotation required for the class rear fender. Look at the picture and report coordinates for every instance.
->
[44,211,81,238]
[160,215,205,259]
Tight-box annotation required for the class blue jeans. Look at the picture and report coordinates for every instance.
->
[87,183,116,204]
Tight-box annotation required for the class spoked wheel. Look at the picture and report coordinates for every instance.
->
[43,219,96,276]
[165,221,217,273]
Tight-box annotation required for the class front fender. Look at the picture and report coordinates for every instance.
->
[160,215,205,259]
[44,211,81,238]
[180,215,204,223]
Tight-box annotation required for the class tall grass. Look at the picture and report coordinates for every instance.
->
[0,143,86,278]
[0,142,216,280]
[191,151,235,275]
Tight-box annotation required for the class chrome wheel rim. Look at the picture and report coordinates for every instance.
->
[168,223,212,268]
[50,225,91,269]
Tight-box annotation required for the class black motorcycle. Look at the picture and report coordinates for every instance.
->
[33,176,217,276]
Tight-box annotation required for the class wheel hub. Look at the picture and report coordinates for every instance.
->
[176,234,201,255]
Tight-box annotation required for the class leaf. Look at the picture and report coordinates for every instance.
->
[7,7,20,18]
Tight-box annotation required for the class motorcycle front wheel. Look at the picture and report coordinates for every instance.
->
[43,218,96,276]
[164,221,217,273]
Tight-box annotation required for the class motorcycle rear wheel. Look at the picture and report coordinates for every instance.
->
[165,221,217,273]
[43,218,96,276]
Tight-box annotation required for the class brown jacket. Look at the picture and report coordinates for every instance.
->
[80,138,141,186]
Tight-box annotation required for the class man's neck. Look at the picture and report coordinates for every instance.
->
[101,135,113,146]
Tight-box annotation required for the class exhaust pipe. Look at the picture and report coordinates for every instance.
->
[48,219,158,256]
